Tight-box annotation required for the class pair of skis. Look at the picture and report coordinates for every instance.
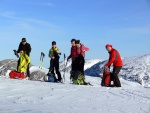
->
[39,52,45,69]
[63,54,67,83]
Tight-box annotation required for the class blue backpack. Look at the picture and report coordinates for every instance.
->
[44,73,55,82]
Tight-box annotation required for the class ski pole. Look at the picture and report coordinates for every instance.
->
[63,54,66,83]
[40,52,45,69]
[41,55,44,69]
[39,52,43,69]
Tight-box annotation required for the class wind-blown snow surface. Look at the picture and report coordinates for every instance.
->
[0,73,150,113]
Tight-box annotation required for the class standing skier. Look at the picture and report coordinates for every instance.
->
[17,38,31,78]
[75,40,89,74]
[49,41,62,82]
[105,44,123,87]
[67,39,78,72]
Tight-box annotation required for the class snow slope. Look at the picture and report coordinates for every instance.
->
[85,54,150,86]
[0,73,150,113]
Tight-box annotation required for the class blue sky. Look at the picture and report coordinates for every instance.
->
[0,0,150,68]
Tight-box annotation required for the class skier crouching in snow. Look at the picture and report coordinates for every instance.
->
[67,39,78,72]
[17,38,31,79]
[49,41,62,82]
[75,40,89,75]
[105,44,123,87]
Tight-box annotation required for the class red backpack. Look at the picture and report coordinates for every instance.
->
[9,71,26,79]
[101,67,111,87]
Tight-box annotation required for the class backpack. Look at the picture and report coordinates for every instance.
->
[9,70,26,79]
[101,67,111,87]
[70,71,90,85]
[44,73,55,82]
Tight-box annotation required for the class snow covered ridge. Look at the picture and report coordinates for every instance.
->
[85,54,150,86]
[121,54,150,86]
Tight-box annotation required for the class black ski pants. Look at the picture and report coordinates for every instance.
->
[75,55,85,75]
[50,59,62,81]
[111,66,122,87]
[71,57,77,72]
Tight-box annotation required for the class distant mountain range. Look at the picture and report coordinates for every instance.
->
[0,54,150,86]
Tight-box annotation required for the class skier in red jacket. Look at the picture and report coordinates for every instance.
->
[105,44,123,87]
[67,39,78,72]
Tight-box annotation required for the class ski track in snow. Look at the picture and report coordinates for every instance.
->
[0,73,150,113]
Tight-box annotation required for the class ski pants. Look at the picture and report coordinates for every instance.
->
[71,57,77,72]
[75,55,85,75]
[111,66,122,87]
[50,59,62,81]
